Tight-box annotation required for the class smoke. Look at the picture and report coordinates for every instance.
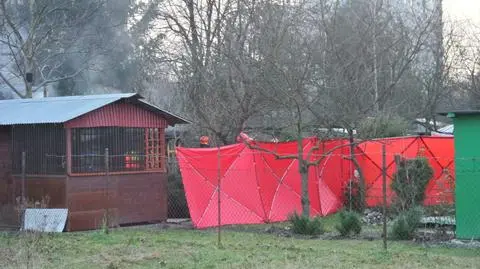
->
[1,0,177,102]
[47,0,135,96]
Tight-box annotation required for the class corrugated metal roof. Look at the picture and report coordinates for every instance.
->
[438,110,480,116]
[431,124,453,136]
[137,99,191,125]
[0,93,189,126]
[438,124,453,133]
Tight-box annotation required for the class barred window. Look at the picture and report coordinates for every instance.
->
[71,127,164,174]
[12,124,66,175]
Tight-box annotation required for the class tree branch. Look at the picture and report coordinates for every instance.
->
[0,72,25,98]
[241,139,298,160]
[239,135,369,166]
[33,67,85,92]
[0,0,25,46]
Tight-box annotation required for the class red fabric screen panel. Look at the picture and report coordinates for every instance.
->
[176,144,266,228]
[177,136,455,228]
[357,137,420,207]
[419,137,455,206]
[316,139,352,210]
[358,137,455,207]
[176,138,345,228]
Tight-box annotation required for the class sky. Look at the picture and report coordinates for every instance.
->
[442,0,480,75]
[444,0,480,24]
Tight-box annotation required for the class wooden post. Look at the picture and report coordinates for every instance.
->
[105,148,109,176]
[21,151,26,203]
[382,144,387,251]
[66,128,72,175]
[65,128,71,229]
[394,155,401,167]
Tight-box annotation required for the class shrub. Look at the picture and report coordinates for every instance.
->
[335,210,362,237]
[167,169,190,218]
[391,157,433,212]
[391,206,424,240]
[357,115,409,139]
[342,179,363,213]
[288,212,324,236]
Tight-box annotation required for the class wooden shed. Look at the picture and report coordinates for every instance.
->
[0,93,189,231]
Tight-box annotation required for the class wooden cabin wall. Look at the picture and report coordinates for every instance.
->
[11,177,67,208]
[0,176,66,227]
[0,127,11,205]
[0,127,14,226]
[67,173,167,231]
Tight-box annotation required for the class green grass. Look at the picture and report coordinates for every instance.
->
[0,227,479,269]
[223,213,340,233]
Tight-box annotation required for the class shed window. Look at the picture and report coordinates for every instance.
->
[71,127,165,174]
[12,124,66,175]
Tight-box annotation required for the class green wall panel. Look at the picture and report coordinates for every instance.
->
[453,115,480,239]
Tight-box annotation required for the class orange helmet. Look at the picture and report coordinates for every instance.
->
[200,136,209,145]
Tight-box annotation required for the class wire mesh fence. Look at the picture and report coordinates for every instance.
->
[2,140,479,251]
[167,161,190,219]
[0,149,185,232]
[172,140,470,249]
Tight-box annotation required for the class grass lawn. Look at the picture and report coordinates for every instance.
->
[0,226,479,269]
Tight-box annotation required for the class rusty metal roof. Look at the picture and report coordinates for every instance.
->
[0,93,190,126]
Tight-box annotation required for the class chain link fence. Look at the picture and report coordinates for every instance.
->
[0,149,190,232]
[167,160,190,220]
[172,140,470,250]
[2,141,476,251]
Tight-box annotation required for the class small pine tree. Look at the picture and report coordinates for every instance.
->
[335,210,362,237]
[391,157,433,212]
[288,212,324,236]
[342,179,363,212]
[391,206,424,240]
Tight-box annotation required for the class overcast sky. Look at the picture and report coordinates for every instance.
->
[444,0,480,24]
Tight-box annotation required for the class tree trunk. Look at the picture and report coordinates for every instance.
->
[372,0,379,114]
[24,55,33,98]
[348,128,365,212]
[25,82,33,98]
[24,0,35,99]
[299,158,310,217]
[297,135,310,217]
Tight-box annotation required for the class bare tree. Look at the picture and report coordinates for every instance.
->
[0,0,103,98]
[159,0,270,144]
[452,22,480,110]
[239,0,441,214]
[142,0,452,215]
[238,0,342,217]
[302,0,439,210]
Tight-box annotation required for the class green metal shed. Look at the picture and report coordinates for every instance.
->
[440,111,480,239]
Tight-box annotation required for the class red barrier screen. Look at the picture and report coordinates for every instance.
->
[176,136,454,228]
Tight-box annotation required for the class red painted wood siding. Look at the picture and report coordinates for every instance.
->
[65,103,168,128]
[0,127,12,205]
[66,173,167,231]
[10,176,67,208]
[0,127,11,178]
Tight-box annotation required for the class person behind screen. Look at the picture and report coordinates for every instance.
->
[200,136,210,148]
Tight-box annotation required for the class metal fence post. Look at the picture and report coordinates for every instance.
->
[20,151,26,230]
[217,145,222,248]
[382,144,387,251]
[21,151,26,204]
[104,148,110,233]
